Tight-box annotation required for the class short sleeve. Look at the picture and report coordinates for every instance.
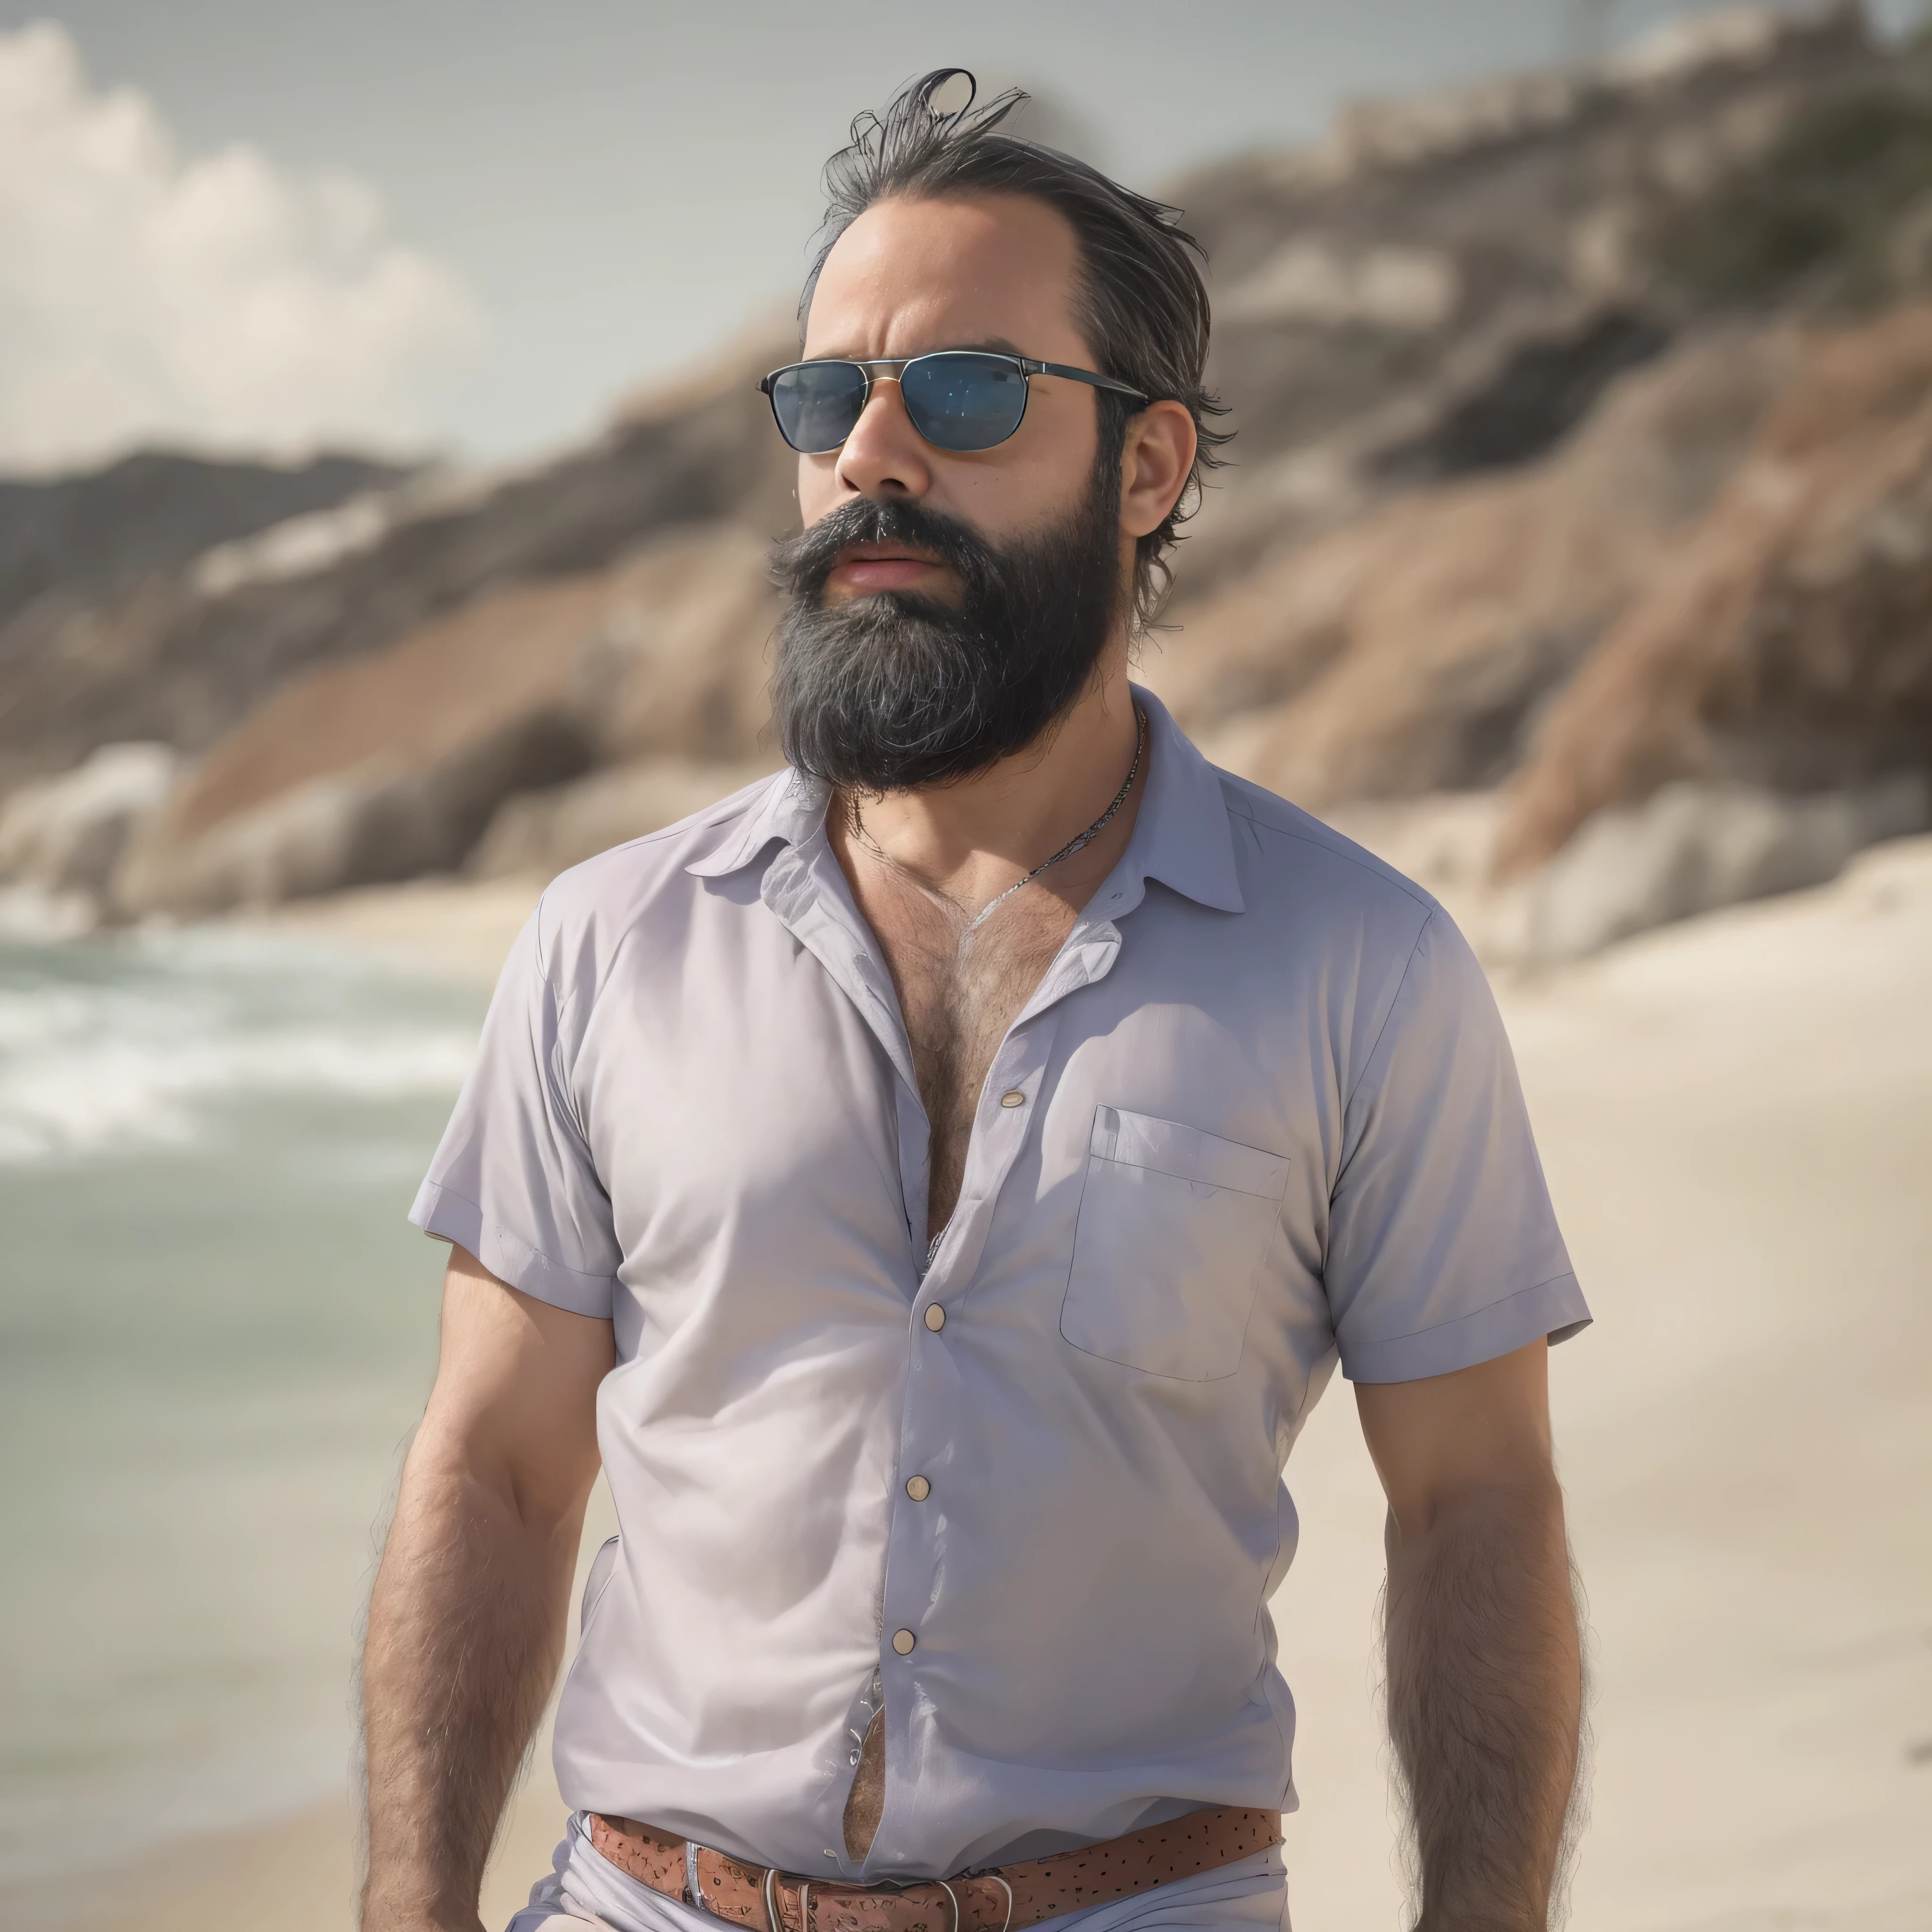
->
[1325,908,1588,1382]
[409,906,622,1318]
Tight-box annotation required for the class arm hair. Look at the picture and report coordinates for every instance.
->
[1383,1480,1585,1930]
[359,1249,609,1932]
[1358,1343,1587,1932]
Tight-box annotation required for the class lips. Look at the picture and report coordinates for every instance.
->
[829,543,944,594]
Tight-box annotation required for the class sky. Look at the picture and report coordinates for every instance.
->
[1,0,1924,475]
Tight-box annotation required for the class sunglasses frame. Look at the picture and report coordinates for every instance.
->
[758,350,1150,455]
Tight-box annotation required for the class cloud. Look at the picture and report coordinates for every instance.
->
[0,22,484,474]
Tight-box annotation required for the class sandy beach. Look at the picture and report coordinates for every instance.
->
[56,836,1932,1932]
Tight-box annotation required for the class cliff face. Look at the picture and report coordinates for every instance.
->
[1165,0,1898,589]
[2,3,1928,945]
[112,525,785,916]
[1137,325,1807,803]
[0,325,798,796]
[1499,296,1932,869]
[0,451,405,637]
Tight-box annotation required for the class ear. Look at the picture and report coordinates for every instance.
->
[1118,400,1197,541]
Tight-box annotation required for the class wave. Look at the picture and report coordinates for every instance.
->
[0,930,477,1166]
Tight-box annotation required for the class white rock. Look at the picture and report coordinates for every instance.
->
[1604,3,1795,89]
[468,757,774,883]
[113,764,400,918]
[1220,242,1461,333]
[1504,774,1932,962]
[0,882,101,942]
[1321,776,1932,966]
[0,743,179,896]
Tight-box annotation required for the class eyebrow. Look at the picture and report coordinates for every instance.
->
[806,336,1034,363]
[955,336,1028,358]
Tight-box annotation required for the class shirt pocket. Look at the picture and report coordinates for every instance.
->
[1060,1106,1291,1381]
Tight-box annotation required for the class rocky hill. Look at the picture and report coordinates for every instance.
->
[3,1,1929,958]
[0,450,405,640]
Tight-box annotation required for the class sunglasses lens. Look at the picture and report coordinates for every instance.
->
[901,354,1028,452]
[770,362,869,453]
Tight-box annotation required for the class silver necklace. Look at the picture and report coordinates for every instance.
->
[847,707,1148,933]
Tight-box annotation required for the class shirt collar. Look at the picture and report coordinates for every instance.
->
[1115,683,1245,915]
[684,766,832,879]
[686,682,1243,916]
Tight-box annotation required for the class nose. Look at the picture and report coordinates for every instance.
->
[833,375,933,501]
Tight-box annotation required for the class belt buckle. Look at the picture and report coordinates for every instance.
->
[771,1869,964,1932]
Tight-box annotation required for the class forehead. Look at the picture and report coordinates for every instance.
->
[803,193,1090,363]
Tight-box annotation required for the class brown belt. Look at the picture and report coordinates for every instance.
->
[589,1806,1282,1932]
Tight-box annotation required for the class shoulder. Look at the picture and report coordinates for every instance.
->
[1208,773,1507,1097]
[525,770,783,997]
[1215,766,1440,944]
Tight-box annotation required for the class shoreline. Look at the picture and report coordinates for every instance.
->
[47,1476,621,1932]
[232,871,550,985]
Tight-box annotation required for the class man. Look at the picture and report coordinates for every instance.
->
[362,71,1590,1932]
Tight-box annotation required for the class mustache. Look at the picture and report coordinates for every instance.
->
[769,496,997,602]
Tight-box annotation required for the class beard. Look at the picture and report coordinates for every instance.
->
[768,442,1124,794]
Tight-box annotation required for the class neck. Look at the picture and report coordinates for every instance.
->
[831,647,1146,912]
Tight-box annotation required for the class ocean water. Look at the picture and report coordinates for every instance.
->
[0,920,486,1895]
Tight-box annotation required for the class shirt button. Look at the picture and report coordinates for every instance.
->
[891,1629,917,1655]
[905,1475,930,1501]
[999,1090,1025,1108]
[924,1305,946,1331]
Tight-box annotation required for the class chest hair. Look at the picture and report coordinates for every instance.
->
[889,893,1075,1241]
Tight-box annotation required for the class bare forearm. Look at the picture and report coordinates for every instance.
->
[1384,1480,1582,1932]
[360,1438,586,1932]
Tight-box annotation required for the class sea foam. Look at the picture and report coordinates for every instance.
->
[0,927,477,1165]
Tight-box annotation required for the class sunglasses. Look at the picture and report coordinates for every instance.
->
[759,350,1149,455]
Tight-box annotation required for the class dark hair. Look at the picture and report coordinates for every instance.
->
[801,69,1230,631]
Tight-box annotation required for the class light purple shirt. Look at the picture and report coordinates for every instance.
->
[412,687,1587,1886]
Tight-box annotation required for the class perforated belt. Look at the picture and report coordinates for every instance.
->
[588,1805,1282,1932]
